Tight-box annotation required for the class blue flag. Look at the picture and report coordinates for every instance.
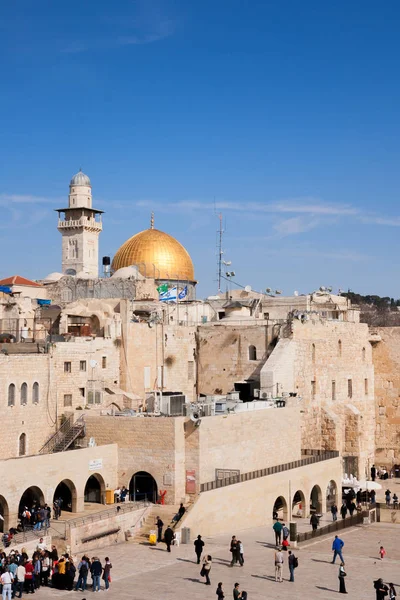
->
[178,286,188,300]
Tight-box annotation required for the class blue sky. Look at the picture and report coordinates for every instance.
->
[1,0,400,298]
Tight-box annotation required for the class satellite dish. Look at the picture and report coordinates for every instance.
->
[89,359,98,369]
[266,287,272,293]
[275,290,282,295]
[244,285,252,292]
[294,291,299,296]
[327,286,333,292]
[148,321,154,328]
[190,411,201,422]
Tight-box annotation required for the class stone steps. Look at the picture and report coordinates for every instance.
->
[135,505,181,542]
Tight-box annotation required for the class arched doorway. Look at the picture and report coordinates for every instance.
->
[326,480,338,511]
[129,471,158,503]
[292,490,305,518]
[54,479,77,513]
[272,496,288,521]
[0,496,9,533]
[310,485,323,513]
[84,474,105,504]
[19,486,45,517]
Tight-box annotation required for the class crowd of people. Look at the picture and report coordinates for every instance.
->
[0,539,112,599]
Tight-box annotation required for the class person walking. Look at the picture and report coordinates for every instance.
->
[75,557,89,591]
[15,563,25,599]
[310,513,319,531]
[385,490,391,507]
[238,540,244,566]
[274,547,284,583]
[338,562,347,594]
[374,579,389,600]
[379,546,386,560]
[156,516,164,543]
[164,526,174,552]
[331,536,345,564]
[288,550,297,582]
[230,537,238,567]
[201,555,212,586]
[371,464,376,482]
[331,503,338,521]
[389,583,397,600]
[340,503,348,519]
[216,582,225,599]
[90,557,102,592]
[194,535,204,564]
[102,557,112,591]
[273,520,283,546]
[282,523,289,541]
[1,569,14,600]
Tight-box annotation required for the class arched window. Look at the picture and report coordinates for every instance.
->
[338,340,342,357]
[20,383,28,405]
[32,382,39,403]
[8,384,15,407]
[248,345,257,361]
[362,347,366,361]
[19,433,26,457]
[312,343,316,363]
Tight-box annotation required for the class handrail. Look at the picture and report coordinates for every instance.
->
[65,500,150,530]
[200,450,339,492]
[297,511,364,543]
[39,415,85,455]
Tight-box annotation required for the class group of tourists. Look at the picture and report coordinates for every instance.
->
[0,539,112,599]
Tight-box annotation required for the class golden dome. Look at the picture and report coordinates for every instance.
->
[112,225,195,281]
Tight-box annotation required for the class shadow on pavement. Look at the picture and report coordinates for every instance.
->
[316,585,339,593]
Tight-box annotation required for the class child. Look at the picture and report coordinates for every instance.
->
[379,546,386,560]
[282,538,290,551]
[389,583,396,600]
[238,540,244,566]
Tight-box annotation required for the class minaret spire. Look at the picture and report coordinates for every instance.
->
[150,212,154,229]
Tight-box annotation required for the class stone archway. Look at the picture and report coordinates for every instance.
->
[0,495,9,533]
[129,471,158,503]
[272,495,288,521]
[310,484,323,513]
[19,486,45,517]
[54,479,78,513]
[292,490,305,518]
[326,480,338,511]
[84,473,105,504]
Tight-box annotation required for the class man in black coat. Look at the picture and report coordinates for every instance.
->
[156,516,164,543]
[164,526,174,552]
[194,535,204,564]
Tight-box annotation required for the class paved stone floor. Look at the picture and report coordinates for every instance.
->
[35,521,400,600]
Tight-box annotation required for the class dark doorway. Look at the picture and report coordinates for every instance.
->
[84,474,104,504]
[129,471,158,502]
[54,480,76,512]
[0,496,9,533]
[19,486,45,517]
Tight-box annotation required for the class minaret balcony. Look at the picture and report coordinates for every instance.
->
[58,217,102,231]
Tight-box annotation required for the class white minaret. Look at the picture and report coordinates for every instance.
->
[56,169,103,277]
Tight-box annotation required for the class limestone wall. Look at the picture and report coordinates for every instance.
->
[0,444,118,529]
[197,406,301,485]
[182,456,342,537]
[197,323,280,395]
[84,415,186,505]
[68,504,151,553]
[372,327,400,467]
[260,319,375,478]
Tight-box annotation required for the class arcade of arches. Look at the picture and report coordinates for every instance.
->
[272,480,338,522]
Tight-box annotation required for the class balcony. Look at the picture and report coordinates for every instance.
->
[58,217,102,232]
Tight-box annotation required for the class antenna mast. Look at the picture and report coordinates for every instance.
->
[217,213,223,293]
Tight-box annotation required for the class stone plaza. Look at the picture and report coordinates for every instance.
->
[32,521,400,600]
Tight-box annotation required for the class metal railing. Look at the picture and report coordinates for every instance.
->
[200,450,339,492]
[65,500,150,530]
[296,512,364,543]
[39,415,85,455]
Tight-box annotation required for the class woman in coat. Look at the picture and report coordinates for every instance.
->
[201,555,212,586]
[102,557,112,591]
[338,562,347,594]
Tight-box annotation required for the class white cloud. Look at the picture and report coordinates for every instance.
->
[273,216,321,237]
[0,193,59,205]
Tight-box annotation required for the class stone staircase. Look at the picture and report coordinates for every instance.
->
[135,504,181,543]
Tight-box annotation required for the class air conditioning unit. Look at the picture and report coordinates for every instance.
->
[261,391,272,399]
[226,392,240,401]
[254,389,260,399]
[160,394,186,416]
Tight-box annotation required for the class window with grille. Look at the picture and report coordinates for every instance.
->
[32,382,39,403]
[80,361,86,372]
[20,383,28,405]
[8,384,15,407]
[64,362,72,373]
[348,379,353,398]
